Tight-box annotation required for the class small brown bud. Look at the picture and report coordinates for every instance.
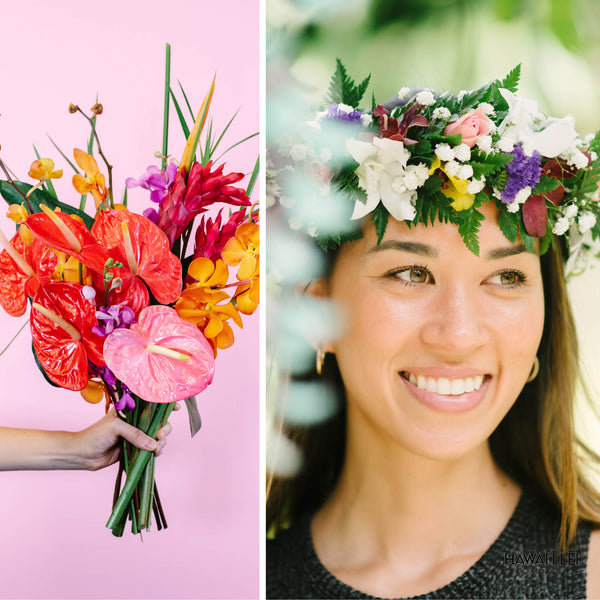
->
[68,103,78,114]
[90,103,103,115]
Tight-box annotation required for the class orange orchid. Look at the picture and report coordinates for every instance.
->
[221,221,259,315]
[72,148,108,209]
[28,158,63,182]
[6,204,34,245]
[175,257,243,355]
[221,222,259,279]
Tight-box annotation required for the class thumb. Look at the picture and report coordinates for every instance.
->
[114,420,158,452]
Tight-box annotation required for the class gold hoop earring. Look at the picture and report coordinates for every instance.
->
[526,356,539,383]
[316,349,325,375]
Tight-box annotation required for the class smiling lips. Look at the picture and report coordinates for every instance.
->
[401,372,486,396]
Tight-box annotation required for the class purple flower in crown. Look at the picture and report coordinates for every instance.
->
[324,103,364,123]
[501,143,542,204]
[125,162,178,206]
[92,303,136,337]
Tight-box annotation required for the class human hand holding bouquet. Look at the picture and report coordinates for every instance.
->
[0,44,259,536]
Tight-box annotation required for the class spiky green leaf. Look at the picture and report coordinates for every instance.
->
[498,64,521,93]
[325,59,371,108]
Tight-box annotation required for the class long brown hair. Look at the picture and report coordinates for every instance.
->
[267,241,600,550]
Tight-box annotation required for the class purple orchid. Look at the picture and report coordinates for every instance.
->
[501,143,542,204]
[88,362,136,411]
[92,303,136,337]
[125,162,178,205]
[324,103,364,123]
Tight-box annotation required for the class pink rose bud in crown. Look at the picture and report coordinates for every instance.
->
[443,107,492,148]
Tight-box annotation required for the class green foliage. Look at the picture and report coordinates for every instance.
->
[456,202,485,256]
[0,181,94,228]
[532,175,561,195]
[371,203,389,243]
[497,202,519,243]
[325,59,371,108]
[498,64,521,93]
[415,190,455,227]
[470,150,513,179]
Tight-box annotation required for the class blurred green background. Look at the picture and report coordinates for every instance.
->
[268,0,600,130]
[267,0,600,471]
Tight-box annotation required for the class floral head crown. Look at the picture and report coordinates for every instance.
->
[270,61,600,276]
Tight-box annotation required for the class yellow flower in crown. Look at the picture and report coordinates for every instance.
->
[72,148,108,209]
[28,158,63,182]
[429,155,476,211]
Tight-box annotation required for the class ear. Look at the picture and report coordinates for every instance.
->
[303,278,335,354]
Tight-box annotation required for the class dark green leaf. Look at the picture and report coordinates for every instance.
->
[371,203,389,243]
[497,203,519,243]
[0,180,94,228]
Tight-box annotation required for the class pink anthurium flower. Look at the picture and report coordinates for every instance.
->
[103,305,215,403]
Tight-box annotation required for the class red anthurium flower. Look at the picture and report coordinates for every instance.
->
[91,209,182,313]
[30,282,105,391]
[157,160,250,247]
[0,229,58,316]
[26,207,112,276]
[103,305,215,403]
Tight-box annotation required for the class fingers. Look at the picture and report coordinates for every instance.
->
[114,420,158,452]
[154,421,172,456]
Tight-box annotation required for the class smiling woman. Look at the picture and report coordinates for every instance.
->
[267,64,600,598]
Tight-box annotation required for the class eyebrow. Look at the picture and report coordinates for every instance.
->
[485,243,529,260]
[366,240,530,260]
[366,240,439,257]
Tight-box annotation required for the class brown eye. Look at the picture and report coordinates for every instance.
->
[487,270,526,288]
[392,266,433,285]
[409,267,429,283]
[499,271,518,285]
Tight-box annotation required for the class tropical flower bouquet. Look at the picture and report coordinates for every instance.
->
[0,44,259,536]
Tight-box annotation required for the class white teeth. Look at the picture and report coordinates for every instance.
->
[404,372,485,396]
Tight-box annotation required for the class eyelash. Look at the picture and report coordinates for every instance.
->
[385,267,528,289]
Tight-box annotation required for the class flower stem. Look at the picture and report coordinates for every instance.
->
[75,106,114,208]
[162,43,171,171]
[106,402,175,533]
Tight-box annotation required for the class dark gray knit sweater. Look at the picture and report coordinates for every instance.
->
[267,491,591,599]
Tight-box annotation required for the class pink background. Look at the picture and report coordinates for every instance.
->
[0,1,259,599]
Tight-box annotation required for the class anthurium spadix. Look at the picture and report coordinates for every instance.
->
[103,305,215,403]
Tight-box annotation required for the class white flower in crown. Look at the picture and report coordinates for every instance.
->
[498,89,579,158]
[346,137,427,222]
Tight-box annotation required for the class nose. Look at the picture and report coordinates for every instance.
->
[420,283,490,355]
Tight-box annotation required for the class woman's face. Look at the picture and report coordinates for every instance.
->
[327,201,545,460]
